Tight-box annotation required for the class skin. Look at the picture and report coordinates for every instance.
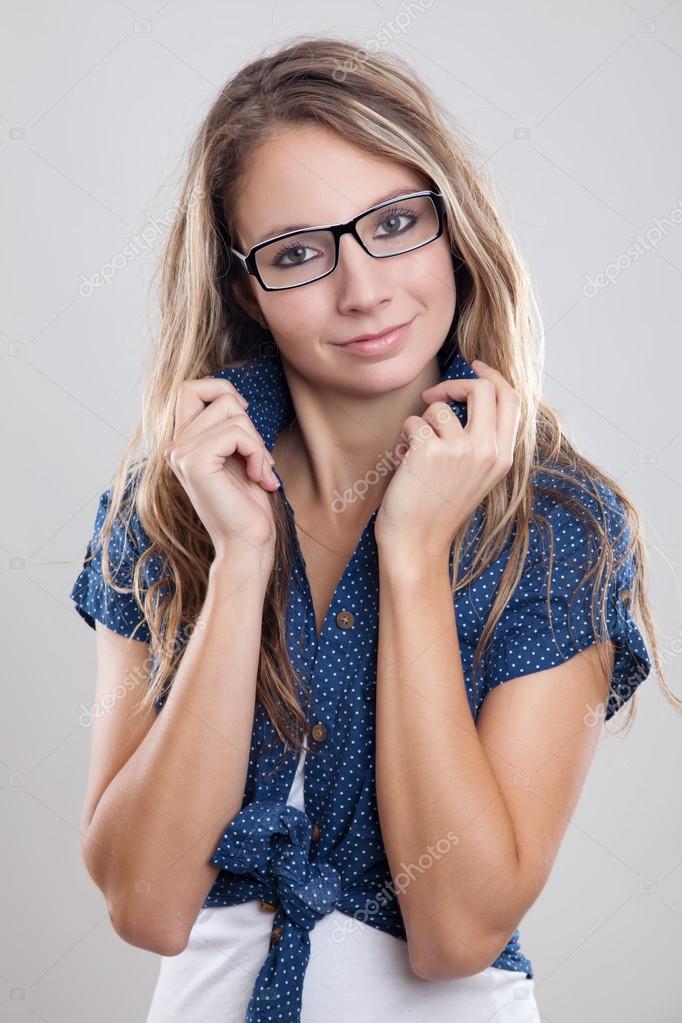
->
[228,123,613,979]
[229,122,458,537]
[80,122,614,970]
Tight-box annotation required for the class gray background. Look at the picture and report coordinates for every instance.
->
[2,1,681,1020]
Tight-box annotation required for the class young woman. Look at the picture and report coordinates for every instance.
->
[70,36,674,1023]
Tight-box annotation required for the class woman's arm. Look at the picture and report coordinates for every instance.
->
[375,550,611,981]
[81,545,269,956]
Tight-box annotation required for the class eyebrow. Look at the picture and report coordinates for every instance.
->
[256,185,426,244]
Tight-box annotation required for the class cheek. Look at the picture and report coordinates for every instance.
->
[404,243,456,306]
[260,291,325,343]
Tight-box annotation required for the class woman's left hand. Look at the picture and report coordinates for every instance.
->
[374,360,521,557]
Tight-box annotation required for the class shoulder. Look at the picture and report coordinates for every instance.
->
[455,462,637,645]
[457,462,651,720]
[91,471,152,556]
[69,469,164,642]
[528,462,632,566]
[87,471,168,589]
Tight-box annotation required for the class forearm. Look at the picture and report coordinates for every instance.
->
[83,549,269,955]
[375,550,522,978]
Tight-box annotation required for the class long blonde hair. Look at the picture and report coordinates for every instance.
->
[92,34,679,755]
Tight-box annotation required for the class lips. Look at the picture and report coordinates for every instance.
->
[335,319,413,357]
[340,321,410,345]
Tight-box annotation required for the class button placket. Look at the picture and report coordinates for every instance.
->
[298,520,375,860]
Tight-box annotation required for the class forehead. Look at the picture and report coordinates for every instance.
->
[232,123,430,249]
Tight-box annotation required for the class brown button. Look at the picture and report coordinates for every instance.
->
[311,822,321,841]
[336,610,355,629]
[270,926,283,945]
[259,900,278,912]
[310,722,327,743]
[620,589,631,606]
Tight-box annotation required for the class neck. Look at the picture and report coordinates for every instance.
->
[272,354,443,522]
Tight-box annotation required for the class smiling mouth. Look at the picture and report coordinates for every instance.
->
[336,319,414,355]
[340,321,411,345]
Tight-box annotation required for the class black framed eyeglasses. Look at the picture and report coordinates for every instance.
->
[228,188,447,292]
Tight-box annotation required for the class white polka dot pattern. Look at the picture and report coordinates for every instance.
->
[68,342,652,1021]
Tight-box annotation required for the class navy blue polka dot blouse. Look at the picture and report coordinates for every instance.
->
[69,341,652,1022]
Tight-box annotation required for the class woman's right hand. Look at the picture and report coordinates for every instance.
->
[164,376,281,560]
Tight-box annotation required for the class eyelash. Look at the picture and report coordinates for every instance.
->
[270,205,418,266]
[374,204,415,231]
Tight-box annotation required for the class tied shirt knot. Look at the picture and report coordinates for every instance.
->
[209,801,342,1021]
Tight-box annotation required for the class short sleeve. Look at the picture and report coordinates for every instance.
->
[69,482,153,643]
[485,479,652,722]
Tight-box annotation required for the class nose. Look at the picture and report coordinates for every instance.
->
[334,232,392,313]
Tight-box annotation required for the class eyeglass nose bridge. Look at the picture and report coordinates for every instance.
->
[326,214,385,271]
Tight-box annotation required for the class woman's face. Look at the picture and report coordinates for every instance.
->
[230,123,456,399]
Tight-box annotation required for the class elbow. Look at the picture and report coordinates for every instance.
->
[80,831,111,897]
[404,885,531,982]
[80,836,189,957]
[409,931,509,982]
[410,948,485,982]
[110,904,189,957]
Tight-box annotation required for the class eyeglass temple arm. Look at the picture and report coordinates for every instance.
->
[229,246,248,268]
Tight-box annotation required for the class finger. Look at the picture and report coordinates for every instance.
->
[178,392,272,463]
[170,421,278,488]
[420,400,462,439]
[460,376,498,447]
[174,377,250,437]
[176,423,277,489]
[421,378,497,446]
[419,378,477,403]
[469,362,521,465]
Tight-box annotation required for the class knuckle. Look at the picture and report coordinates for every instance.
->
[176,449,196,476]
[232,411,253,426]
[479,444,498,464]
[450,440,469,463]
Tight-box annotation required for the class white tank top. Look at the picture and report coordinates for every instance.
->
[146,747,541,1022]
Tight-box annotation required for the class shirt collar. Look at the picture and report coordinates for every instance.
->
[211,335,477,450]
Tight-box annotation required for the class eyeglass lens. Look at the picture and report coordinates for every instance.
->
[254,194,439,289]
